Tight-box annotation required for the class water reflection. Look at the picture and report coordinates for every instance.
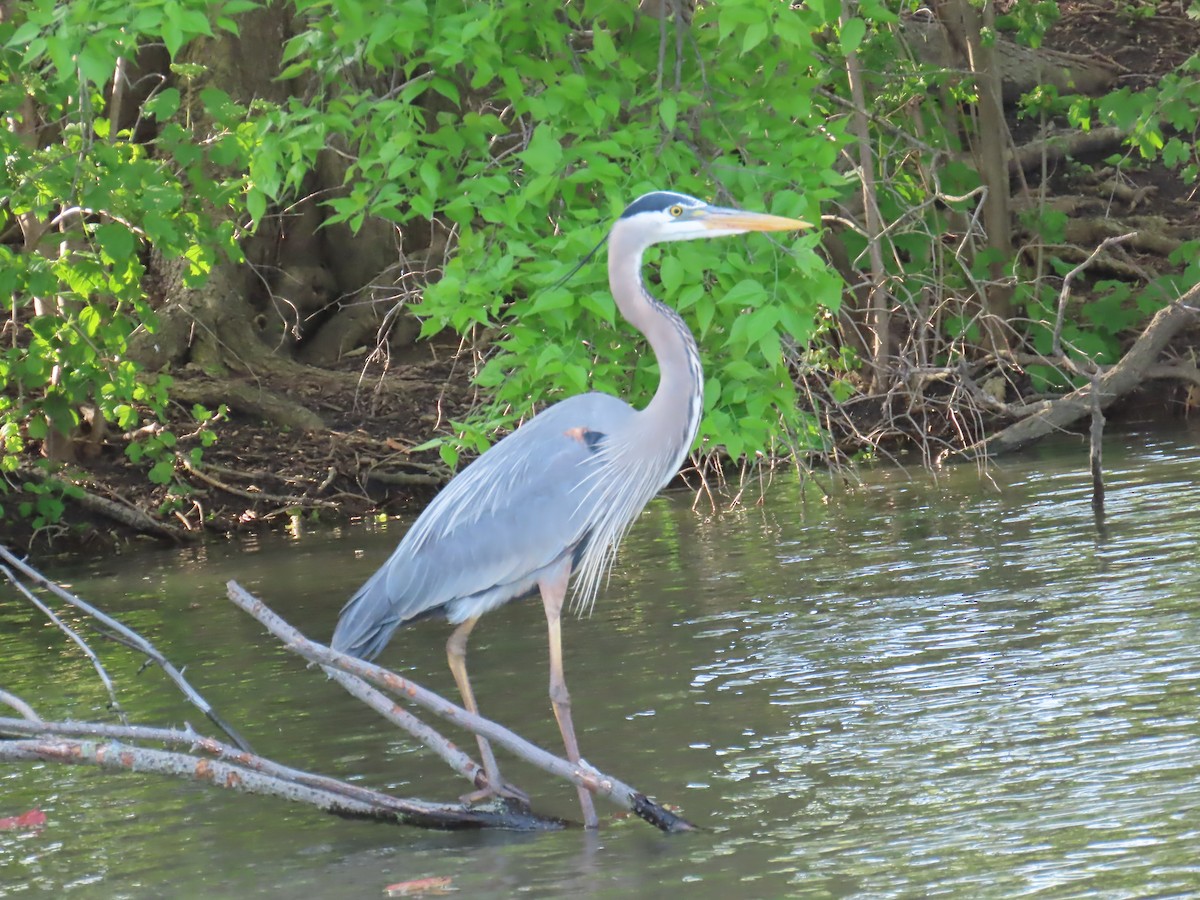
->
[3,427,1200,896]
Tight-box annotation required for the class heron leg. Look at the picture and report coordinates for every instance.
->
[446,617,528,805]
[539,567,600,829]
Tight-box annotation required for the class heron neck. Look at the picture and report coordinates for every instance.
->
[607,225,704,450]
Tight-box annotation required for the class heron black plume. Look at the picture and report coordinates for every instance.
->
[545,191,699,293]
[547,231,609,294]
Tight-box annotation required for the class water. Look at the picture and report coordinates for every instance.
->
[3,425,1200,897]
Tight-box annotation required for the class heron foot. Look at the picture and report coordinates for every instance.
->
[460,780,531,808]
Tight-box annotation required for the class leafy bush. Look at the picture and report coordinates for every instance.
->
[0,0,251,515]
[252,0,847,463]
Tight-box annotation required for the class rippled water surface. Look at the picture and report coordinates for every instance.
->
[3,426,1200,897]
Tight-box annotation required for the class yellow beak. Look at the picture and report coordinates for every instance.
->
[702,210,813,232]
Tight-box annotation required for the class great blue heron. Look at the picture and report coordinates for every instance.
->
[332,191,809,827]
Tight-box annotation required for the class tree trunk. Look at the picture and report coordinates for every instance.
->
[129,4,293,376]
[936,0,1014,352]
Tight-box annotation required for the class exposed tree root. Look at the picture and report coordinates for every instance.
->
[1007,126,1126,175]
[17,467,195,543]
[169,375,328,432]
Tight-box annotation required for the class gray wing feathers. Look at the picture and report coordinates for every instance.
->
[331,393,633,659]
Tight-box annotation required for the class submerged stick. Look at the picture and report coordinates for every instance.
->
[1089,370,1106,529]
[227,580,697,833]
[320,663,489,791]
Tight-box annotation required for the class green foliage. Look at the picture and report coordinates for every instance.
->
[250,0,847,462]
[17,478,84,531]
[0,0,251,517]
[7,0,1198,517]
[1066,53,1200,178]
[1011,43,1200,387]
[1018,83,1072,121]
[996,0,1061,48]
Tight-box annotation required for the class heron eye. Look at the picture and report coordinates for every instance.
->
[669,205,683,217]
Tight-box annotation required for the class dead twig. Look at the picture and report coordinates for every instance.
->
[0,690,42,722]
[1053,231,1138,356]
[177,453,338,509]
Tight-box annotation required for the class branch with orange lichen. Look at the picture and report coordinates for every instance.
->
[0,723,557,830]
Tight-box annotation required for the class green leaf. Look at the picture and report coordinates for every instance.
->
[528,289,573,314]
[591,27,617,64]
[521,127,563,175]
[840,17,866,55]
[741,20,768,55]
[719,278,769,309]
[149,458,176,484]
[77,44,117,88]
[659,95,678,132]
[94,222,136,264]
[144,87,182,120]
[246,188,267,225]
[7,21,42,49]
[79,305,102,338]
[162,17,185,58]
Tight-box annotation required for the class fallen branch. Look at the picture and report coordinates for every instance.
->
[227,580,698,833]
[0,724,556,835]
[1,546,694,832]
[964,284,1200,457]
[1145,361,1200,389]
[0,553,562,831]
[0,733,556,831]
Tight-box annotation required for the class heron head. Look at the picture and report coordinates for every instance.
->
[618,191,812,243]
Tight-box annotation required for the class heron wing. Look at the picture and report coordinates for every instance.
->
[332,392,633,659]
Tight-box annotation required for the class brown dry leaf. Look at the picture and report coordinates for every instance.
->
[384,876,455,897]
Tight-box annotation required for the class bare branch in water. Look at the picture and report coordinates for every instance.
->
[0,724,560,831]
[227,579,698,833]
